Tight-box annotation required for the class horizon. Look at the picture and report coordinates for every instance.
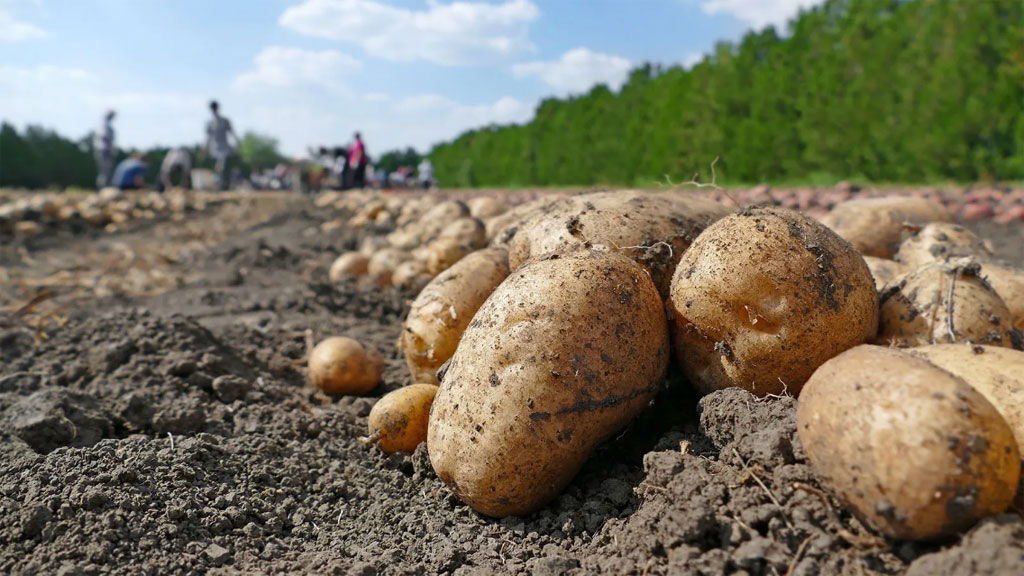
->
[0,0,822,157]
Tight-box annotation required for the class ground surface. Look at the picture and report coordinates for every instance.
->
[1,189,1022,575]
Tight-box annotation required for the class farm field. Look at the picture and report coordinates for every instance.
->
[1,185,1022,575]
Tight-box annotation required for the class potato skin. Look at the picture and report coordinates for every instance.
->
[368,384,438,454]
[876,259,1021,349]
[667,207,878,396]
[862,256,905,292]
[308,337,383,395]
[820,196,952,258]
[507,190,729,296]
[797,345,1020,541]
[328,252,369,282]
[401,248,511,385]
[428,249,669,517]
[895,222,993,270]
[983,263,1024,332]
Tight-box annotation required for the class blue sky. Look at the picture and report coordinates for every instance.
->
[0,0,820,156]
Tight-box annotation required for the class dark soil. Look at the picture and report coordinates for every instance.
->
[1,193,1022,575]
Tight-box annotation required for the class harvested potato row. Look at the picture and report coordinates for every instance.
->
[506,190,730,296]
[862,256,905,292]
[876,258,1021,349]
[368,384,438,454]
[667,207,878,396]
[401,247,511,385]
[820,196,952,258]
[797,345,1020,541]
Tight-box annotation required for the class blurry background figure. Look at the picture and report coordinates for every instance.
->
[159,147,193,191]
[93,110,116,189]
[111,153,146,190]
[332,146,350,190]
[349,132,368,189]
[204,100,239,191]
[417,158,434,190]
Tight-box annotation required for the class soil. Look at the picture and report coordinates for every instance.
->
[1,190,1022,575]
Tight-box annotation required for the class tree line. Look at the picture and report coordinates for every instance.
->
[430,0,1024,187]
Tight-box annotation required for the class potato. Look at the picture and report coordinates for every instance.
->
[309,337,383,395]
[485,193,568,243]
[366,248,411,286]
[391,259,430,292]
[368,384,438,454]
[876,258,1021,349]
[667,207,878,396]
[863,256,905,291]
[467,196,506,220]
[906,344,1024,451]
[983,263,1024,332]
[328,252,369,282]
[820,196,952,258]
[797,345,1020,541]
[437,217,486,249]
[426,237,475,276]
[507,190,730,296]
[416,200,471,243]
[401,247,510,385]
[428,249,669,517]
[895,222,993,270]
[359,235,391,256]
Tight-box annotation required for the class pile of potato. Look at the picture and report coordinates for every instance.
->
[315,187,1024,543]
[0,187,226,238]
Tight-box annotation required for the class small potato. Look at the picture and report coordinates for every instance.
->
[359,235,391,256]
[798,345,1020,541]
[984,263,1024,332]
[907,344,1024,451]
[391,260,430,292]
[416,200,471,243]
[328,252,370,282]
[428,249,669,517]
[667,207,878,396]
[876,259,1020,349]
[485,194,568,243]
[368,384,438,454]
[402,247,510,385]
[367,248,411,286]
[438,217,486,250]
[426,237,474,276]
[309,337,383,395]
[820,196,952,258]
[895,222,994,269]
[863,256,905,291]
[467,196,506,220]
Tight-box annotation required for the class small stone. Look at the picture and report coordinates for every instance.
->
[205,543,231,565]
[21,504,53,538]
[212,375,250,403]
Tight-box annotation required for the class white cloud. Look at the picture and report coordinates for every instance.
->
[681,51,705,69]
[0,8,46,42]
[234,46,361,90]
[390,93,533,149]
[279,0,539,65]
[511,48,632,94]
[698,0,823,29]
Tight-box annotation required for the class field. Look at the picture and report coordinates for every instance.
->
[1,186,1022,575]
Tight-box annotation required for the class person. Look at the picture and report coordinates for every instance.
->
[159,147,193,191]
[203,100,239,191]
[332,146,349,190]
[93,110,116,189]
[111,153,147,190]
[348,132,369,189]
[417,158,434,190]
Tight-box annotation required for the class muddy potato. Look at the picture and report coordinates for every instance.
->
[797,345,1020,541]
[507,190,730,296]
[895,222,993,270]
[876,258,1021,349]
[820,196,952,258]
[467,196,506,220]
[907,344,1024,450]
[428,249,669,517]
[984,263,1024,332]
[863,256,905,291]
[667,207,878,396]
[367,248,411,286]
[328,252,370,282]
[438,217,487,250]
[308,337,383,395]
[401,247,510,385]
[368,384,438,454]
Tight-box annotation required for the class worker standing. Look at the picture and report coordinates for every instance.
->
[204,100,239,191]
[93,110,116,189]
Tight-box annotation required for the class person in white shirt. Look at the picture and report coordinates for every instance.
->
[417,158,434,190]
[93,110,116,189]
[159,148,193,191]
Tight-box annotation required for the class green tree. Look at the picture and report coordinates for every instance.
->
[237,132,287,172]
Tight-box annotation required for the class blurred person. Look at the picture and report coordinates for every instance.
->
[111,153,147,190]
[332,146,349,190]
[159,147,193,191]
[418,158,434,190]
[203,100,239,191]
[93,110,116,189]
[349,132,369,189]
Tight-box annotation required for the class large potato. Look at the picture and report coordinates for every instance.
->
[907,344,1024,451]
[667,207,878,396]
[820,196,952,258]
[401,248,511,385]
[983,263,1024,332]
[797,345,1020,541]
[895,222,993,270]
[438,217,486,249]
[876,258,1021,349]
[507,190,730,296]
[428,249,669,517]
